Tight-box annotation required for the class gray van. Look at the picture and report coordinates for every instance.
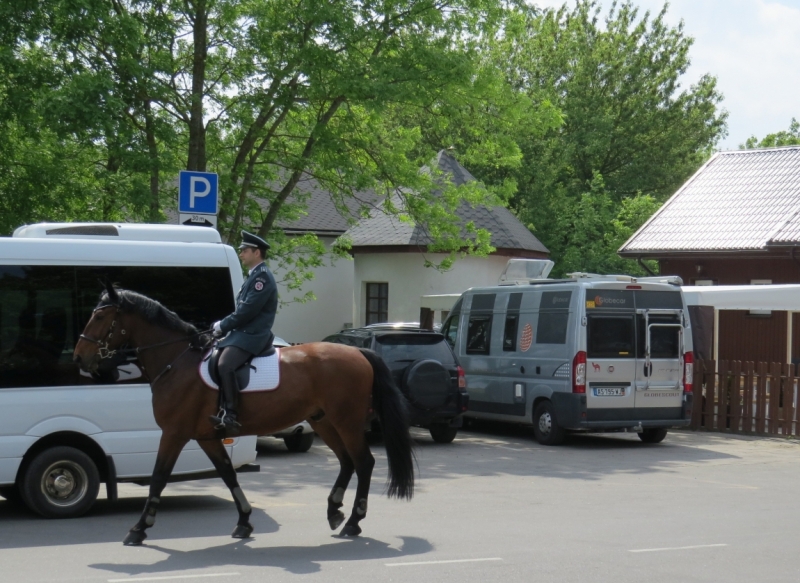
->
[441,261,694,445]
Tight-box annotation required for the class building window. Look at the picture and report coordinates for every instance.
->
[366,283,388,325]
[694,279,715,286]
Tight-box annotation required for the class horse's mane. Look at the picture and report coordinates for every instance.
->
[99,289,211,349]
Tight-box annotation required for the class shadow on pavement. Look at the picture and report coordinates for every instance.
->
[89,535,432,576]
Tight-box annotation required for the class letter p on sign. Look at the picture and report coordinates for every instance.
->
[178,170,218,215]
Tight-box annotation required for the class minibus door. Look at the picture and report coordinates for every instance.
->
[585,313,637,410]
[634,309,684,409]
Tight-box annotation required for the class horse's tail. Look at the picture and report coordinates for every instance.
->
[359,348,415,500]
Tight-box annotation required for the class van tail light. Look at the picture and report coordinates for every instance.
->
[683,351,694,393]
[572,351,586,394]
[457,366,467,392]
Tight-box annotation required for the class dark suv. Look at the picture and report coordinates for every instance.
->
[323,326,469,443]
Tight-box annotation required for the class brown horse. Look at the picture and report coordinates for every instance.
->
[73,284,414,546]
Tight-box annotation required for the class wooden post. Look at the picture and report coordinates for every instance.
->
[769,362,782,434]
[704,360,717,430]
[730,361,742,433]
[717,360,729,431]
[691,359,704,430]
[782,363,795,436]
[743,361,755,433]
[756,362,768,434]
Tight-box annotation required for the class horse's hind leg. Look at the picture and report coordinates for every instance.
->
[198,439,254,538]
[310,418,354,531]
[124,434,188,546]
[337,429,375,537]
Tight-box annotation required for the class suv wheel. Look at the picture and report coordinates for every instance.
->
[21,446,100,518]
[429,424,458,444]
[638,428,668,444]
[532,401,565,446]
[403,359,451,410]
[284,432,315,453]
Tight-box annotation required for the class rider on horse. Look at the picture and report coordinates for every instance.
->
[210,230,278,435]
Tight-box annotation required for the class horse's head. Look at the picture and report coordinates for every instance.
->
[73,282,131,374]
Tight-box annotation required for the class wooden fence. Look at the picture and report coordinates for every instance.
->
[691,360,800,436]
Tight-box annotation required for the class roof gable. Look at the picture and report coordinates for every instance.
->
[620,146,800,254]
[344,151,548,253]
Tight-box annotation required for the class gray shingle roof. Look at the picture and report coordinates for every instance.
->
[345,151,548,253]
[620,146,800,254]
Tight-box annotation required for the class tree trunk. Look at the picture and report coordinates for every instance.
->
[187,0,207,172]
[144,100,161,222]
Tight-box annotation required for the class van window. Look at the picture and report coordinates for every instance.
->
[503,293,522,352]
[637,314,680,358]
[466,315,492,354]
[471,293,496,312]
[0,265,234,389]
[441,315,459,350]
[587,315,635,358]
[536,312,569,344]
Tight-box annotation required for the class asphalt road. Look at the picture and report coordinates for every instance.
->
[1,424,799,583]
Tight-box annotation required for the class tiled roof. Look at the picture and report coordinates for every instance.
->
[345,151,549,253]
[619,147,800,254]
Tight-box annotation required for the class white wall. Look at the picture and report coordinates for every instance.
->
[352,252,511,327]
[271,237,355,343]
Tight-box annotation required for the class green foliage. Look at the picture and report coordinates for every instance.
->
[492,0,726,275]
[742,118,800,149]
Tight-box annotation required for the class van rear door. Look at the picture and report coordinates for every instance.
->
[585,312,637,411]
[634,309,684,410]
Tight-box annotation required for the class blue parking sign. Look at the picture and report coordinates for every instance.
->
[178,170,218,215]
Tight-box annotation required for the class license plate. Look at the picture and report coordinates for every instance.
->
[593,387,625,397]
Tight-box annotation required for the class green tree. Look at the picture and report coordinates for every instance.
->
[497,0,727,276]
[742,118,800,149]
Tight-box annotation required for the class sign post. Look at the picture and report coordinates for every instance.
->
[178,170,219,228]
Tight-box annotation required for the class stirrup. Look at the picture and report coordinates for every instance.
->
[210,408,241,430]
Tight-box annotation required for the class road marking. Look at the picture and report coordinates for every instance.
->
[386,558,503,567]
[629,544,727,553]
[108,573,240,582]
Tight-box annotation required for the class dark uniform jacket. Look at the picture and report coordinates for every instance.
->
[218,262,278,355]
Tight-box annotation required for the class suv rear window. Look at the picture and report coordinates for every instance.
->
[375,334,456,364]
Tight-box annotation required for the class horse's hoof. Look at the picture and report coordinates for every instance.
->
[123,529,147,546]
[328,511,345,531]
[232,523,254,539]
[339,523,362,537]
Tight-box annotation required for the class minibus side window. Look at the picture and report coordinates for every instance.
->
[466,315,492,354]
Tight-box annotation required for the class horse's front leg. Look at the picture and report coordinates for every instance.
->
[123,433,189,546]
[198,438,254,538]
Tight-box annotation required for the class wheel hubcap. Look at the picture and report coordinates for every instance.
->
[538,412,552,434]
[41,461,88,507]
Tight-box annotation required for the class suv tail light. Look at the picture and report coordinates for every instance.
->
[683,351,693,393]
[572,351,586,394]
[457,366,467,392]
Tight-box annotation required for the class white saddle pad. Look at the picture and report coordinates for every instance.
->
[199,348,281,392]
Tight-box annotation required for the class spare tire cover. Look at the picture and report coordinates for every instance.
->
[403,359,450,410]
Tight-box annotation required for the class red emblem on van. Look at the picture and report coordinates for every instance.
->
[519,323,533,352]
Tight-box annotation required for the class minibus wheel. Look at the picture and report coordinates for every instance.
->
[21,446,100,518]
[533,401,565,446]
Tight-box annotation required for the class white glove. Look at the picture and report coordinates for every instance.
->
[212,321,223,337]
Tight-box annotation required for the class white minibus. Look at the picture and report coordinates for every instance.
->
[0,223,258,517]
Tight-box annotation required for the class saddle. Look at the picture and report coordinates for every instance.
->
[203,344,277,391]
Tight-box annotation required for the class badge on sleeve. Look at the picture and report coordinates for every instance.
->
[255,279,264,291]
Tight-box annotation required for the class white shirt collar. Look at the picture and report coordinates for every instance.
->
[248,262,265,276]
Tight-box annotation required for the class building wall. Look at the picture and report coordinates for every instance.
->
[660,254,800,285]
[271,237,355,343]
[718,310,788,364]
[352,252,511,327]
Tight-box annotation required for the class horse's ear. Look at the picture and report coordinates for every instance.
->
[104,279,119,304]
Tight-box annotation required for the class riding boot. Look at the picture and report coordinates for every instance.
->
[209,373,242,436]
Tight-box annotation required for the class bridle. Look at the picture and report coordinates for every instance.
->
[79,302,211,386]
[79,304,125,360]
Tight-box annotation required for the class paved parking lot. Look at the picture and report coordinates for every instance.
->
[1,425,799,583]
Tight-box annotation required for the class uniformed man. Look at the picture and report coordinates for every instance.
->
[210,230,278,435]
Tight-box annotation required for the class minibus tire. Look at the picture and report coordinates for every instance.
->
[284,432,315,453]
[21,446,100,518]
[638,428,668,444]
[533,401,565,446]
